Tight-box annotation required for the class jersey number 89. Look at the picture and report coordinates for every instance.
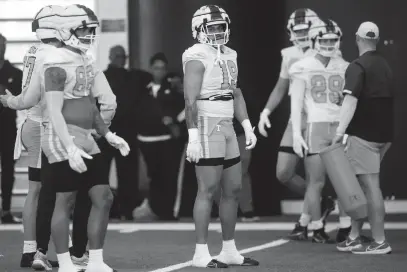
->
[73,65,95,96]
[310,74,344,103]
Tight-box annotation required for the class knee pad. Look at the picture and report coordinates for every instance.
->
[28,167,41,182]
[223,156,240,169]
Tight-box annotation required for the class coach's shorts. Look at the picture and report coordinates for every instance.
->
[21,118,42,169]
[41,153,108,192]
[345,136,391,175]
[305,122,339,154]
[197,116,240,166]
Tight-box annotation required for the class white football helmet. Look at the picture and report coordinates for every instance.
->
[309,19,342,57]
[56,4,99,52]
[32,5,64,41]
[286,8,319,48]
[191,5,231,45]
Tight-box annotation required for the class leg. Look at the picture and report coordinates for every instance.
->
[71,187,91,257]
[115,141,139,219]
[23,171,42,246]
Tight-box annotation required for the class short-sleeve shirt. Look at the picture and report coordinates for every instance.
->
[343,50,394,143]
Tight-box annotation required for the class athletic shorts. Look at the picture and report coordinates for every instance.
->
[197,116,240,166]
[305,122,339,154]
[279,117,307,149]
[345,136,391,175]
[41,153,108,192]
[21,118,42,169]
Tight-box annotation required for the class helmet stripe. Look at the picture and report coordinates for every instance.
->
[294,9,306,25]
[324,19,335,33]
[207,5,223,20]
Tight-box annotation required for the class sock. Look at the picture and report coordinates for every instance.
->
[57,252,75,269]
[23,241,37,254]
[68,235,73,248]
[298,213,311,227]
[375,239,385,244]
[88,249,103,264]
[339,216,351,229]
[217,240,244,265]
[310,220,323,230]
[192,244,212,267]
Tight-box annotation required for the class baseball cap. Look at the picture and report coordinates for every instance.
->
[356,22,379,39]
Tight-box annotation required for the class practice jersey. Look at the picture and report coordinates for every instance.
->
[280,46,316,80]
[7,43,54,122]
[289,56,349,123]
[182,43,238,118]
[41,46,103,163]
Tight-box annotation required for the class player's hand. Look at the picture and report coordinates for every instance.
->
[332,92,344,106]
[245,129,257,150]
[0,89,12,107]
[90,129,102,140]
[258,109,271,137]
[293,134,308,158]
[105,132,130,156]
[186,141,202,163]
[66,145,93,173]
[331,134,343,146]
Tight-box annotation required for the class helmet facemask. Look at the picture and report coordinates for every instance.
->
[314,33,340,57]
[197,20,230,46]
[289,24,311,49]
[65,24,98,52]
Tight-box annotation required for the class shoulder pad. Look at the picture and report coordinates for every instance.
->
[42,47,71,66]
[281,46,300,58]
[182,44,209,64]
[288,57,308,75]
[223,46,237,57]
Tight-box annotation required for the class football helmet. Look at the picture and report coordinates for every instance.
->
[286,8,319,48]
[191,5,231,45]
[309,19,342,57]
[57,4,99,52]
[32,5,64,41]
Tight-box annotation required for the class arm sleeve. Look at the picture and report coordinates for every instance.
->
[343,62,364,98]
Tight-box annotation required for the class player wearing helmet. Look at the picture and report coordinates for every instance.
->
[289,18,350,243]
[37,4,126,272]
[182,5,259,268]
[257,8,336,241]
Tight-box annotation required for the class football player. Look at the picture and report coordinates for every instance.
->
[289,19,350,243]
[38,4,126,272]
[258,8,335,240]
[183,5,259,268]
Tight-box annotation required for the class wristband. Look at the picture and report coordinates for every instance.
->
[188,128,199,143]
[241,119,253,132]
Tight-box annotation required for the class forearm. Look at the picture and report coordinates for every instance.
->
[336,95,358,135]
[7,91,39,110]
[264,87,285,113]
[185,100,198,129]
[48,109,75,149]
[290,93,304,137]
[92,73,117,126]
[92,104,110,137]
[234,89,249,124]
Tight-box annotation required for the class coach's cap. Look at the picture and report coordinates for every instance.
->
[356,22,379,39]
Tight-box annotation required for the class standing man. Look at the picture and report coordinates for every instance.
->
[0,33,23,224]
[101,45,140,220]
[333,22,393,254]
[183,5,258,268]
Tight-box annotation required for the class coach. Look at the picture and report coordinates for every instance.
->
[332,22,393,254]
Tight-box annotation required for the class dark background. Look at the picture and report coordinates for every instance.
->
[128,0,406,215]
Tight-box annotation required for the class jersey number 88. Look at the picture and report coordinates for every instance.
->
[310,74,344,103]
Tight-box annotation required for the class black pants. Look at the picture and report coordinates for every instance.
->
[139,139,184,218]
[36,153,90,255]
[0,122,16,212]
[98,138,139,217]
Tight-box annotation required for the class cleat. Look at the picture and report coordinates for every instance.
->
[321,196,335,225]
[206,259,229,268]
[241,212,260,222]
[337,236,362,252]
[312,228,335,244]
[20,252,35,268]
[287,222,308,241]
[336,227,351,243]
[32,251,52,271]
[240,257,259,266]
[71,254,88,271]
[1,212,22,224]
[352,241,392,255]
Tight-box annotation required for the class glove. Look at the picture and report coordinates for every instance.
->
[293,133,308,158]
[66,145,93,173]
[186,128,202,163]
[258,109,271,137]
[242,119,257,150]
[105,132,130,156]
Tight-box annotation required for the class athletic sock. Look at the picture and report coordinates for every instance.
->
[299,213,311,227]
[310,219,324,230]
[339,216,351,229]
[23,241,37,254]
[192,244,212,267]
[86,249,113,272]
[217,239,244,265]
[57,252,76,271]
